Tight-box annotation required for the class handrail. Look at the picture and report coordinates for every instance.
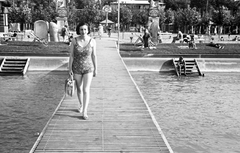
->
[0,57,6,71]
[22,58,30,75]
[172,58,180,76]
[194,59,204,76]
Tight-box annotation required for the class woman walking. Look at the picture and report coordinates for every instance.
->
[68,22,97,120]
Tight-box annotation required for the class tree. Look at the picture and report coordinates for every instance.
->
[165,8,174,25]
[233,12,240,33]
[75,0,100,9]
[31,2,57,23]
[119,6,132,31]
[101,0,117,7]
[72,0,100,30]
[8,0,57,30]
[212,7,233,34]
[198,12,211,34]
[210,0,234,10]
[174,7,201,33]
[190,0,208,15]
[8,6,28,24]
[132,9,148,28]
[158,8,166,28]
[164,0,190,10]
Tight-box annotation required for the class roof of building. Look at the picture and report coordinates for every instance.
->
[100,19,114,24]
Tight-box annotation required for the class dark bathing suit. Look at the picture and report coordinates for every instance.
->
[72,38,94,75]
[177,60,185,69]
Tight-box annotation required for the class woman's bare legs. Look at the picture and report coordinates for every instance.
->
[74,74,83,112]
[82,72,93,119]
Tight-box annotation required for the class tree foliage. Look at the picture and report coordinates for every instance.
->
[212,7,233,26]
[132,9,148,27]
[158,8,166,26]
[6,0,240,33]
[120,6,133,30]
[174,7,201,33]
[165,8,174,24]
[8,6,28,24]
[8,0,57,25]
[164,0,190,10]
[101,0,117,7]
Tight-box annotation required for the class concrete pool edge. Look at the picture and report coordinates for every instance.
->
[122,57,240,72]
[120,53,240,58]
[0,56,69,72]
[1,56,240,72]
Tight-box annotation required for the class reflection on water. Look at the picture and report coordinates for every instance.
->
[130,72,240,153]
[0,72,67,153]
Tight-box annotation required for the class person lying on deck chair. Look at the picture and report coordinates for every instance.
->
[207,38,224,49]
[177,56,186,76]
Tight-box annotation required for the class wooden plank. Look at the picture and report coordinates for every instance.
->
[30,37,173,153]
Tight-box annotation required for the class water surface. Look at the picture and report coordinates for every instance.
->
[130,72,240,153]
[0,72,66,153]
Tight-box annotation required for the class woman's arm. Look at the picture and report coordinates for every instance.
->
[68,38,75,74]
[91,39,97,77]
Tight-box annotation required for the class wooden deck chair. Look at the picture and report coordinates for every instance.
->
[134,34,144,46]
[30,32,48,47]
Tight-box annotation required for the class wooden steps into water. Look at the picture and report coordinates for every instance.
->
[173,58,204,76]
[0,57,30,75]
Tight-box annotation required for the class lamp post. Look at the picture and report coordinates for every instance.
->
[117,0,120,51]
[121,1,126,39]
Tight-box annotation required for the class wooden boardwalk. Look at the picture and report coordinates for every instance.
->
[30,36,173,153]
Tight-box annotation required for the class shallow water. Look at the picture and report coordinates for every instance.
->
[130,72,240,153]
[0,72,66,153]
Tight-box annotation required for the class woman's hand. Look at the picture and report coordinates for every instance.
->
[69,70,73,75]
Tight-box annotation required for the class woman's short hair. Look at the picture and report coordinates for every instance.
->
[76,22,90,35]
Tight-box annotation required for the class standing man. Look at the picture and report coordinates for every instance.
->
[143,29,151,48]
[107,25,112,37]
[98,24,103,39]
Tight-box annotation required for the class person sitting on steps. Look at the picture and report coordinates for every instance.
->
[177,56,186,76]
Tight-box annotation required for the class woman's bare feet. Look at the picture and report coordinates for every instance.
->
[83,113,88,120]
[78,105,83,113]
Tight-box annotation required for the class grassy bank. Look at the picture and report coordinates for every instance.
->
[0,41,70,56]
[120,43,240,55]
[1,41,240,57]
